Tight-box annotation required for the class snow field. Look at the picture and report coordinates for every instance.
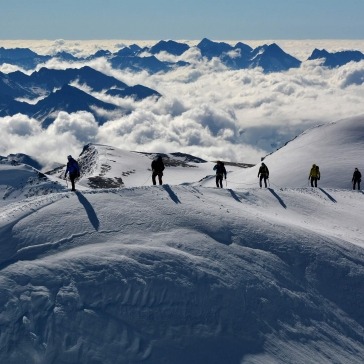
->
[0,185,363,363]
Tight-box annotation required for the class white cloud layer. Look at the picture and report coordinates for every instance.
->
[1,40,364,169]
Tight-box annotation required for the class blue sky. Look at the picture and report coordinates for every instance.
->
[1,0,364,40]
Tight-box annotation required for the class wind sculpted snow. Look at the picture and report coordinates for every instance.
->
[0,116,364,363]
[0,184,363,363]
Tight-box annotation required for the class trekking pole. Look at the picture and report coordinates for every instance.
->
[268,178,270,187]
[142,173,151,186]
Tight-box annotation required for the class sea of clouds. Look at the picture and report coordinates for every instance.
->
[1,39,364,170]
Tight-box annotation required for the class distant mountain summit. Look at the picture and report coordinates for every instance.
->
[0,71,34,98]
[34,84,119,126]
[53,51,81,62]
[149,40,190,56]
[109,53,189,73]
[0,84,120,126]
[0,46,50,69]
[106,85,161,101]
[197,38,233,59]
[196,38,301,72]
[308,48,364,67]
[86,49,113,60]
[249,43,301,72]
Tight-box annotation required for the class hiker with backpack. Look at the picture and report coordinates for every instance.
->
[213,161,227,188]
[309,164,320,187]
[257,162,269,188]
[352,168,361,190]
[65,155,80,191]
[151,155,165,185]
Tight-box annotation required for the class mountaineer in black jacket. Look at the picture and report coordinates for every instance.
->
[257,162,269,188]
[352,167,361,190]
[151,156,165,185]
[213,161,227,188]
[65,155,80,191]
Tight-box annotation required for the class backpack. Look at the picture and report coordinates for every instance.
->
[316,165,320,180]
[214,162,226,176]
[259,164,269,176]
[151,157,164,172]
[68,159,80,176]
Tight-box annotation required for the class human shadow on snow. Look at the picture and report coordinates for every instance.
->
[75,191,100,230]
[319,188,337,203]
[162,185,181,204]
[228,189,242,203]
[268,188,287,209]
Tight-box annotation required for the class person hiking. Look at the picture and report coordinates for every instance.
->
[309,164,320,187]
[257,162,269,188]
[151,155,165,185]
[65,155,80,191]
[213,161,227,188]
[352,167,361,190]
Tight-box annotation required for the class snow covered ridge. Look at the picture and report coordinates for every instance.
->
[7,113,361,193]
[233,114,364,190]
[0,185,363,364]
[0,116,363,363]
[46,143,247,190]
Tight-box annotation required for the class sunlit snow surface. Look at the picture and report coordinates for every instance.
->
[0,115,363,364]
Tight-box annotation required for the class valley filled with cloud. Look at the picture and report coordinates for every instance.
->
[1,39,364,169]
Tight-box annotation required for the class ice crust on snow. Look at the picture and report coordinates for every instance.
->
[0,115,363,363]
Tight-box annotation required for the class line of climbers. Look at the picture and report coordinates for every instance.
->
[212,161,270,189]
[308,164,361,190]
[165,159,361,190]
[256,163,361,190]
[63,155,362,192]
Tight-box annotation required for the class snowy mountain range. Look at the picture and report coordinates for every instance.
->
[2,39,364,73]
[0,114,363,363]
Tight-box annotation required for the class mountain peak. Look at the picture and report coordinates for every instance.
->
[33,84,118,127]
[197,38,233,59]
[249,43,301,72]
[308,48,364,67]
[149,40,189,56]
